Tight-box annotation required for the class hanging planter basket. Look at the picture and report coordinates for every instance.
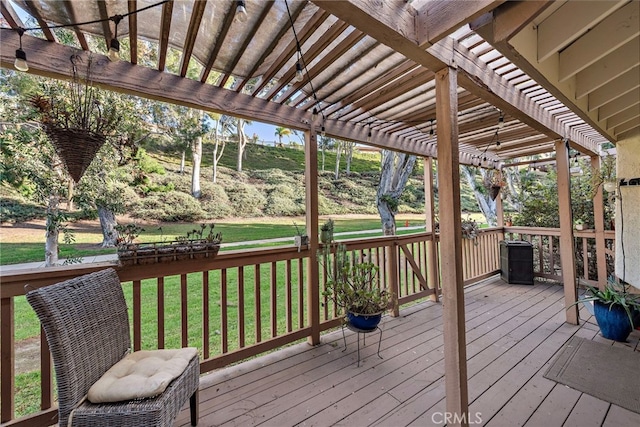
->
[45,127,107,182]
[118,240,221,266]
[490,185,501,201]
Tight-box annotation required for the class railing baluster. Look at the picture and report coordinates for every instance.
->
[157,277,165,349]
[221,269,228,353]
[180,274,188,348]
[254,264,261,343]
[297,258,304,328]
[133,280,142,351]
[202,271,210,359]
[271,261,277,338]
[285,259,292,333]
[40,327,52,410]
[238,267,245,348]
[1,296,14,423]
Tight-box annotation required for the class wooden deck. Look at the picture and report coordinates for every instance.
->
[175,276,640,427]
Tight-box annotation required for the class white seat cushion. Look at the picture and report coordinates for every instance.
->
[87,347,198,403]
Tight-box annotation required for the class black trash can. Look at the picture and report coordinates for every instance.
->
[500,240,534,285]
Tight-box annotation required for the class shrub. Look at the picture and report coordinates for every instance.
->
[225,182,266,216]
[133,191,206,222]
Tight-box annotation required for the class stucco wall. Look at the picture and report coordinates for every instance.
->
[615,136,640,289]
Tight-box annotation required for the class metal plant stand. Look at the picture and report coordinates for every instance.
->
[342,323,383,367]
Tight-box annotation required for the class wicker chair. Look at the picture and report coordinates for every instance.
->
[26,268,199,426]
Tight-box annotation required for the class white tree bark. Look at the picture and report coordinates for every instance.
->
[376,150,417,235]
[212,119,226,184]
[237,118,247,172]
[345,142,354,175]
[180,150,186,174]
[44,194,60,267]
[334,140,342,179]
[192,135,202,198]
[98,205,118,247]
[460,165,497,226]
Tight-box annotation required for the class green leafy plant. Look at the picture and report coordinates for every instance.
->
[320,219,335,244]
[114,223,145,248]
[575,278,640,326]
[590,154,616,199]
[319,244,393,315]
[461,216,479,240]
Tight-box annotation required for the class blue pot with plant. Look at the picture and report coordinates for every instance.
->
[575,278,640,342]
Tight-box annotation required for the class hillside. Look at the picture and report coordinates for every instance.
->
[1,141,480,224]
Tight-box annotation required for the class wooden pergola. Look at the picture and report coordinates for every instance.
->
[1,1,638,425]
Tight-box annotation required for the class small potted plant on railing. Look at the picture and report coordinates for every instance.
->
[116,223,222,266]
[504,214,513,227]
[572,277,640,341]
[574,219,585,231]
[293,222,309,252]
[320,219,335,244]
[319,244,393,330]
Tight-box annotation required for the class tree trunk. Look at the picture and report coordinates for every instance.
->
[461,165,497,226]
[345,142,354,175]
[67,179,74,211]
[334,140,342,179]
[44,195,60,267]
[212,120,225,183]
[98,205,118,247]
[376,150,417,236]
[192,135,202,198]
[321,146,326,172]
[237,119,247,172]
[180,150,186,174]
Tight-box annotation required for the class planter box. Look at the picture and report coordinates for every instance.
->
[118,240,220,266]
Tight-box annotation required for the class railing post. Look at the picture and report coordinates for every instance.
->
[424,156,440,301]
[1,296,15,422]
[556,139,579,325]
[305,127,320,345]
[386,243,400,317]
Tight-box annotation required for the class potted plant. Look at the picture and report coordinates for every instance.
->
[574,219,585,231]
[590,154,617,198]
[461,216,479,240]
[320,219,335,244]
[116,223,222,266]
[293,222,309,251]
[319,244,393,330]
[574,278,640,341]
[504,215,513,227]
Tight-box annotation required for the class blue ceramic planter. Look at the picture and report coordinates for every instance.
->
[346,311,382,331]
[593,301,633,342]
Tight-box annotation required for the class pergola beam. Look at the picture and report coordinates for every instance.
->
[1,31,440,159]
[314,0,600,156]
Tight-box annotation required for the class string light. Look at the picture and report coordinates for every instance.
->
[321,124,326,137]
[498,112,504,128]
[294,61,304,82]
[235,1,248,22]
[14,28,28,72]
[367,123,372,143]
[429,119,434,136]
[108,15,122,62]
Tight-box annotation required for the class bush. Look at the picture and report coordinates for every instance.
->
[264,184,305,216]
[133,191,206,222]
[225,182,266,216]
[0,195,45,223]
[200,184,234,218]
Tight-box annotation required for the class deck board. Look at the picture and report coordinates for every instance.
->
[175,277,640,426]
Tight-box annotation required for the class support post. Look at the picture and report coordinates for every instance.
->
[1,297,15,422]
[591,155,607,290]
[424,157,439,301]
[386,243,400,317]
[435,66,469,426]
[305,128,320,345]
[555,139,579,324]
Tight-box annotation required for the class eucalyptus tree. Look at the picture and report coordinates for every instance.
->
[377,150,417,235]
[460,165,498,226]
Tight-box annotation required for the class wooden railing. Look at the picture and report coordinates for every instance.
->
[504,226,615,285]
[0,229,503,426]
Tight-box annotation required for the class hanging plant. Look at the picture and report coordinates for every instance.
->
[28,54,120,182]
[589,154,617,199]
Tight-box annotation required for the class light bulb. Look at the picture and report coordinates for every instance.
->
[236,1,248,22]
[321,125,326,137]
[312,108,318,120]
[498,113,504,128]
[367,129,372,143]
[14,48,28,72]
[496,140,501,150]
[294,62,304,83]
[108,38,120,62]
